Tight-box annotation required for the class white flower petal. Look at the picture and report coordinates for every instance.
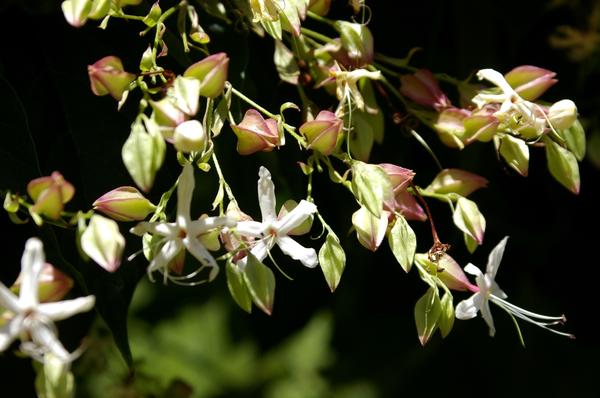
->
[477,69,515,95]
[130,221,179,237]
[276,236,318,268]
[463,263,483,277]
[177,163,195,228]
[38,296,95,322]
[237,239,271,269]
[491,282,508,300]
[235,220,266,238]
[188,216,235,237]
[184,236,218,270]
[0,315,24,351]
[480,300,496,337]
[148,239,183,274]
[486,236,508,279]
[455,292,483,320]
[20,238,45,307]
[272,200,316,235]
[0,283,21,313]
[29,321,71,362]
[258,166,277,223]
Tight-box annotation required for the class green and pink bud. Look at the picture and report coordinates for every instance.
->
[88,56,136,101]
[462,110,499,143]
[394,190,426,222]
[173,120,207,153]
[184,52,229,98]
[11,263,74,302]
[416,253,477,292]
[399,69,451,111]
[352,206,389,252]
[80,214,125,272]
[308,0,331,15]
[548,99,578,130]
[93,186,156,222]
[299,110,343,156]
[27,172,75,220]
[453,197,486,245]
[425,169,488,197]
[504,65,557,101]
[231,109,280,155]
[334,21,374,67]
[433,108,470,148]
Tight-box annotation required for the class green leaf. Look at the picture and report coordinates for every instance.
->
[464,232,478,254]
[226,260,252,313]
[242,254,276,315]
[414,287,442,346]
[497,134,529,176]
[558,119,586,161]
[544,136,580,194]
[350,160,393,218]
[274,40,300,85]
[318,232,346,292]
[359,79,384,144]
[438,293,455,338]
[261,19,282,41]
[349,111,374,162]
[387,215,416,273]
[211,84,232,137]
[121,116,166,193]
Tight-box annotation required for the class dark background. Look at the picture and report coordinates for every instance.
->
[1,0,599,396]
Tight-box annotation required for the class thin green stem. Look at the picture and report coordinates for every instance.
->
[306,10,336,27]
[211,153,238,205]
[300,27,335,44]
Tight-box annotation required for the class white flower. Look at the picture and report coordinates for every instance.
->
[235,166,318,269]
[131,163,235,284]
[0,238,95,363]
[472,69,546,136]
[455,236,573,338]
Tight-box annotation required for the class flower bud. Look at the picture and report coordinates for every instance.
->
[433,108,470,149]
[504,65,557,101]
[416,253,477,292]
[11,263,74,302]
[299,110,343,155]
[425,169,488,197]
[80,214,125,272]
[173,120,206,153]
[462,111,499,143]
[184,53,229,98]
[308,0,331,15]
[394,190,426,221]
[93,186,156,222]
[548,99,578,130]
[399,69,451,111]
[378,163,415,193]
[231,109,280,155]
[61,0,92,28]
[28,172,75,220]
[334,21,374,67]
[452,197,486,245]
[352,206,389,252]
[88,56,136,101]
[150,97,188,140]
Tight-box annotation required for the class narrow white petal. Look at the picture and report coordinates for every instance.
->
[148,239,183,274]
[237,239,271,269]
[20,238,45,307]
[184,236,217,270]
[188,216,236,237]
[235,220,267,238]
[487,236,508,279]
[272,200,317,235]
[491,282,508,299]
[38,296,95,321]
[455,292,483,320]
[130,221,178,237]
[258,166,277,223]
[29,322,71,362]
[480,300,496,337]
[177,163,195,227]
[0,283,21,313]
[0,315,24,351]
[276,236,318,268]
[464,263,483,277]
[477,69,516,95]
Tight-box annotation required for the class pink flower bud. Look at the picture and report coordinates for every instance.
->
[425,169,488,197]
[12,263,74,302]
[463,111,499,143]
[27,172,75,220]
[299,110,343,155]
[88,56,136,101]
[433,108,470,148]
[418,253,477,292]
[231,109,280,155]
[184,53,229,98]
[352,206,389,251]
[399,69,451,111]
[93,186,156,222]
[378,163,415,193]
[504,65,557,101]
[394,190,426,222]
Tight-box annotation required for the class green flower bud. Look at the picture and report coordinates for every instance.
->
[299,110,343,156]
[548,99,578,130]
[184,53,229,98]
[27,172,75,220]
[173,120,206,153]
[80,215,125,272]
[425,169,488,197]
[308,0,331,16]
[87,56,136,101]
[334,21,374,67]
[504,65,557,101]
[61,0,92,28]
[352,206,389,252]
[93,186,156,222]
[453,197,486,245]
[231,109,280,155]
[11,263,74,303]
[433,108,470,149]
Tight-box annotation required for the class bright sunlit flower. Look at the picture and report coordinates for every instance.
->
[0,238,95,363]
[130,163,235,284]
[455,236,573,338]
[235,166,318,268]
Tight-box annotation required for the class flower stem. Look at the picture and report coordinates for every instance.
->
[306,10,336,27]
[300,27,335,44]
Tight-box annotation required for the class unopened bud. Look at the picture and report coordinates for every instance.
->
[173,120,206,153]
[334,21,374,67]
[463,111,499,143]
[352,206,389,252]
[61,0,92,28]
[452,197,486,245]
[394,190,426,221]
[93,186,156,221]
[231,109,280,155]
[425,169,488,197]
[504,65,557,101]
[399,69,451,111]
[548,99,578,130]
[299,110,343,155]
[308,0,331,15]
[12,263,74,302]
[88,56,136,101]
[433,108,470,149]
[184,53,229,98]
[80,215,125,272]
[28,172,75,220]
